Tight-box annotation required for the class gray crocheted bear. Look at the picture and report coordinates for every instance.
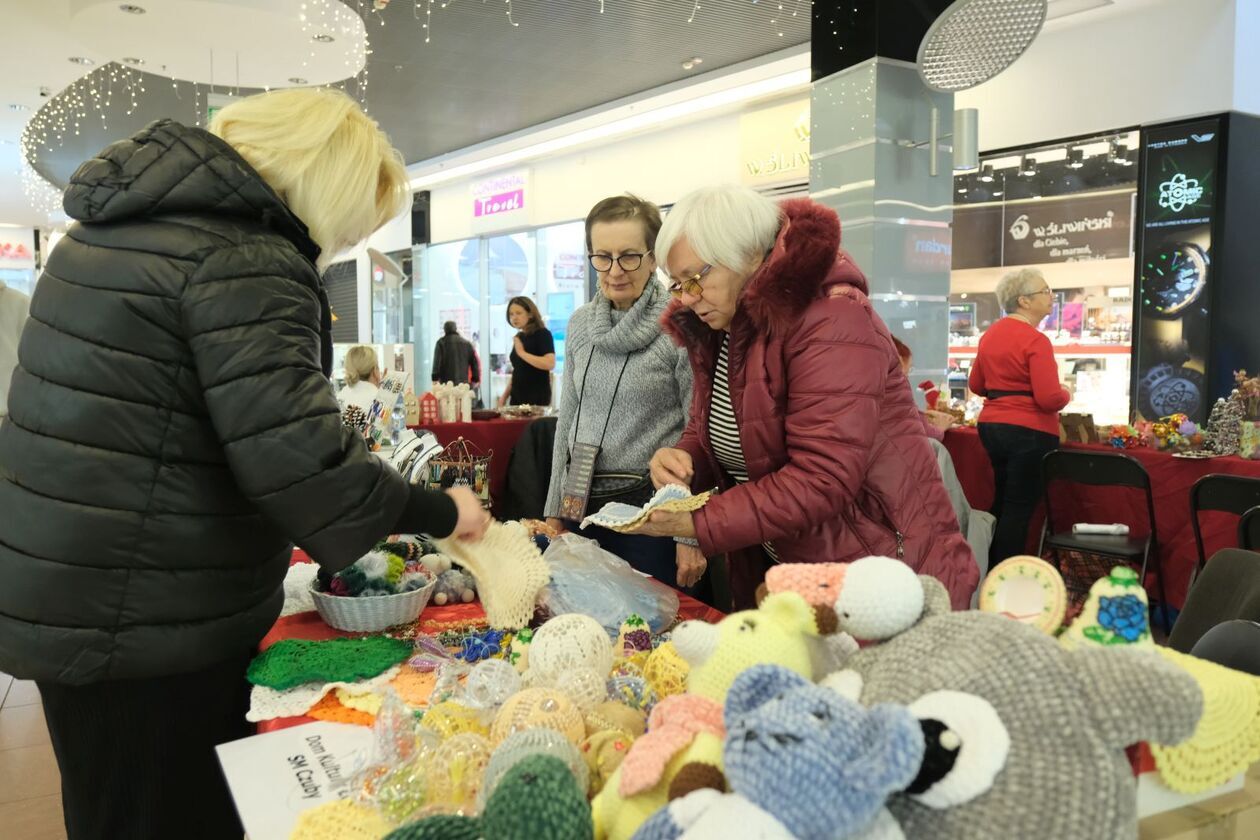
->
[631,663,924,840]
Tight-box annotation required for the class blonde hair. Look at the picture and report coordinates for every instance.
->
[655,184,783,277]
[344,345,379,386]
[996,268,1047,313]
[209,88,409,266]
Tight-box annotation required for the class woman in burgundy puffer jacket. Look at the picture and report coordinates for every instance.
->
[631,185,976,610]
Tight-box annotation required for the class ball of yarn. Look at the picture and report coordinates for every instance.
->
[383,553,406,586]
[424,732,493,814]
[336,565,369,597]
[480,728,589,808]
[419,701,491,740]
[356,550,391,581]
[641,641,689,699]
[529,614,613,681]
[463,659,523,710]
[490,688,586,747]
[399,571,432,593]
[553,667,608,712]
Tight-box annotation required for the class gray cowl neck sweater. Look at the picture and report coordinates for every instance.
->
[545,279,693,518]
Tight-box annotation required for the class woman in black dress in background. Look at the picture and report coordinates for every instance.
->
[498,295,556,407]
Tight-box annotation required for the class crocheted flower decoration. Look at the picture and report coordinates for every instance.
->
[1090,594,1148,644]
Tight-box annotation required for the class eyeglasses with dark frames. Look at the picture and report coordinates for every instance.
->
[589,252,650,273]
[668,264,713,299]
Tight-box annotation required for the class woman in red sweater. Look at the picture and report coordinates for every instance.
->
[969,268,1071,569]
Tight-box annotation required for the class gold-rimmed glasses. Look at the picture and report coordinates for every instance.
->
[668,263,713,299]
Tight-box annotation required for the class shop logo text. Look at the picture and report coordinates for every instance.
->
[1158,173,1204,213]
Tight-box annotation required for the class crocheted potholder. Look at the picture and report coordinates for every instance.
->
[290,799,393,840]
[337,688,385,716]
[1150,646,1260,792]
[247,637,413,690]
[246,666,402,722]
[436,522,551,630]
[307,692,377,727]
[579,485,711,533]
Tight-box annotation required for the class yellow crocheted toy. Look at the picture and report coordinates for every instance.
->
[288,799,393,840]
[591,592,820,840]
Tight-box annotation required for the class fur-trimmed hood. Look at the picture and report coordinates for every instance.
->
[662,198,866,348]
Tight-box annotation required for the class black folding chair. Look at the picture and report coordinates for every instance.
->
[1242,505,1260,552]
[1190,474,1260,573]
[1189,619,1260,676]
[1170,548,1260,653]
[1038,450,1168,631]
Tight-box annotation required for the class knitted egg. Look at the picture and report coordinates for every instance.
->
[480,728,589,808]
[490,688,586,746]
[419,701,491,740]
[424,732,493,814]
[553,667,608,712]
[529,614,613,681]
[463,658,523,710]
[641,641,689,699]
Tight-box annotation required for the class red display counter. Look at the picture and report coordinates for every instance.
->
[943,426,1260,608]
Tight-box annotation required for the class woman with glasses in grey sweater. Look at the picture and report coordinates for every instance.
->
[544,194,699,589]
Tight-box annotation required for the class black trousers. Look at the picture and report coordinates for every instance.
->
[38,652,252,840]
[978,422,1059,571]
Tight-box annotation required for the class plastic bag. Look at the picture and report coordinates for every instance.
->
[538,533,679,634]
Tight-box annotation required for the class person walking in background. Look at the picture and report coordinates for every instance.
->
[0,277,30,421]
[497,295,555,407]
[633,184,976,611]
[892,335,955,441]
[970,267,1071,570]
[431,320,480,388]
[0,88,489,840]
[544,194,696,589]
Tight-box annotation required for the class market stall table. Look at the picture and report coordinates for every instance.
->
[943,426,1260,609]
[257,554,724,734]
[407,417,535,512]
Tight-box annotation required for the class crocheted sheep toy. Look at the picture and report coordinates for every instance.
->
[633,664,924,840]
[831,610,1203,839]
[591,592,821,840]
[384,754,592,840]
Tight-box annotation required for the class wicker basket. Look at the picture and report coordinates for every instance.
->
[309,577,436,633]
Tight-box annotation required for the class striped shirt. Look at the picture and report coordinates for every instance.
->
[709,334,778,562]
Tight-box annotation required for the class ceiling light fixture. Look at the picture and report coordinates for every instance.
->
[8,103,29,112]
[979,164,994,182]
[122,57,145,66]
[68,56,95,66]
[1066,147,1085,168]
[682,56,703,71]
[288,77,309,85]
[1019,155,1037,176]
[1108,139,1133,165]
[312,33,336,43]
[118,3,146,13]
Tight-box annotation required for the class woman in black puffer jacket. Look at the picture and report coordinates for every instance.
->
[0,88,488,840]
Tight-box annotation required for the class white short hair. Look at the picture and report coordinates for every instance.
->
[996,268,1047,313]
[655,185,783,277]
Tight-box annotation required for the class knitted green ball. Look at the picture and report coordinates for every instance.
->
[482,755,593,840]
[382,814,480,840]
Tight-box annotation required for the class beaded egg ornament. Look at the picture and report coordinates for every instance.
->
[490,687,587,746]
[479,728,590,809]
[423,732,494,815]
[461,658,523,710]
[553,667,608,712]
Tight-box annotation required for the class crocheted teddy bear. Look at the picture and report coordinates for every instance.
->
[830,609,1203,839]
[632,664,925,840]
[591,592,821,840]
[384,754,592,840]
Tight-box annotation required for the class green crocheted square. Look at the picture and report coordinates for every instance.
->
[247,637,413,690]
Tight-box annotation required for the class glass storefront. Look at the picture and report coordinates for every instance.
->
[413,220,590,407]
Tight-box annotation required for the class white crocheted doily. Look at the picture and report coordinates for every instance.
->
[281,562,321,617]
[436,522,551,630]
[246,666,402,722]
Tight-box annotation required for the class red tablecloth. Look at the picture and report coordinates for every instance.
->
[258,556,724,734]
[944,426,1260,608]
[407,417,534,512]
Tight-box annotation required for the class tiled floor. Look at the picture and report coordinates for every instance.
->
[0,674,66,840]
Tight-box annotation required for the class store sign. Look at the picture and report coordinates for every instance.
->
[1130,117,1221,424]
[470,170,530,232]
[0,228,35,269]
[953,193,1133,269]
[903,229,953,274]
[739,98,811,187]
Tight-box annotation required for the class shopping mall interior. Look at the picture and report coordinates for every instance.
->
[2,1,1260,839]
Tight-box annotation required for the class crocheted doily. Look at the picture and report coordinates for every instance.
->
[436,522,551,630]
[579,485,711,534]
[246,666,402,722]
[1150,647,1260,792]
[247,637,412,691]
[289,799,393,840]
[308,692,377,727]
[282,562,321,617]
